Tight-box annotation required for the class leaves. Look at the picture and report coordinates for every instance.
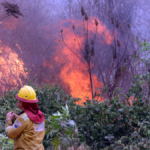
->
[2,2,23,18]
[46,104,78,150]
[1,81,150,149]
[0,133,14,149]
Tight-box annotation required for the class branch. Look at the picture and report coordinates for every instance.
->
[113,29,131,70]
[93,26,97,44]
[95,55,106,85]
[90,26,98,70]
[86,20,88,42]
[106,24,116,83]
[73,30,84,55]
[61,33,88,69]
[107,59,115,84]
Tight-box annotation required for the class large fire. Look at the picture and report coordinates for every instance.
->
[43,17,113,105]
[0,41,27,93]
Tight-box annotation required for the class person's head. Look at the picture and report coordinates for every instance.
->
[15,85,44,123]
[15,85,38,110]
[17,100,24,110]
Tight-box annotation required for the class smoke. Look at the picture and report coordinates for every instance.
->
[0,0,149,101]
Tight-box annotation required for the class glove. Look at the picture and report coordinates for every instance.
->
[6,111,18,121]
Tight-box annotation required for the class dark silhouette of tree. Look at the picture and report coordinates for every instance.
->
[1,2,23,19]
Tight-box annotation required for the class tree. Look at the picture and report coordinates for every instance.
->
[1,2,23,21]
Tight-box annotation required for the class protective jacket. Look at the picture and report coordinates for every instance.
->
[5,112,45,150]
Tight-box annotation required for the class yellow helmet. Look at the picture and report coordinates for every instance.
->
[15,85,38,103]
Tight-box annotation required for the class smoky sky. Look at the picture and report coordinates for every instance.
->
[0,0,149,96]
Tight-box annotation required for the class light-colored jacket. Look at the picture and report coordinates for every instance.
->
[5,112,45,150]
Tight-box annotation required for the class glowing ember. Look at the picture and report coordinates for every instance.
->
[44,17,112,104]
[128,96,137,105]
[0,41,27,93]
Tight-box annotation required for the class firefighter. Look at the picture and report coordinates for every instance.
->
[5,85,45,150]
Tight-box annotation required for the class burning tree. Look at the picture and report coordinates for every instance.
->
[61,6,100,100]
[0,42,28,93]
[61,6,133,101]
[0,2,25,93]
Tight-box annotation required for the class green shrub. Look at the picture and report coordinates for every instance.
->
[0,133,14,150]
[45,104,78,150]
[0,88,18,133]
[0,83,77,149]
[35,84,75,118]
[1,81,150,149]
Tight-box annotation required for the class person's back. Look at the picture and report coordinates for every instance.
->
[5,85,45,150]
[6,112,45,150]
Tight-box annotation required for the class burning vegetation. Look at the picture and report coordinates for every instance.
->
[1,1,150,149]
[0,41,27,92]
[0,2,142,106]
[0,2,133,105]
[43,13,113,104]
[41,6,132,105]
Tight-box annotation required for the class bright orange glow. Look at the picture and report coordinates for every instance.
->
[43,17,112,105]
[128,96,137,105]
[0,41,27,93]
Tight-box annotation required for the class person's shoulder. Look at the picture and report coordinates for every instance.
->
[18,112,29,122]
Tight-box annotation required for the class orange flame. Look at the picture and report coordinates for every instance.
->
[43,17,113,104]
[0,41,27,93]
[128,96,137,105]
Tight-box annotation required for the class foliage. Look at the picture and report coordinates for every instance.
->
[45,104,78,150]
[1,77,150,149]
[0,134,14,150]
[35,83,75,118]
[68,72,150,149]
[139,41,150,62]
[0,88,18,133]
[69,97,150,149]
[0,83,77,149]
[2,2,23,18]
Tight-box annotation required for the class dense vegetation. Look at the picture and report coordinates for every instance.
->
[1,72,150,150]
[0,1,150,150]
[0,40,150,150]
